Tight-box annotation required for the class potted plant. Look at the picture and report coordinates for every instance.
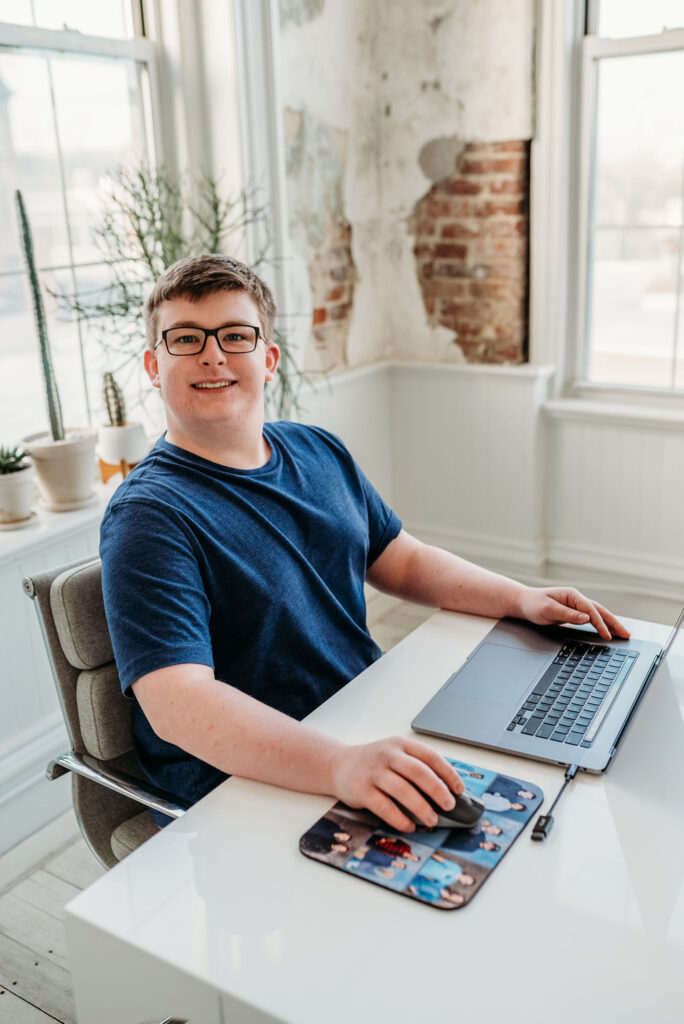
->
[16,190,97,511]
[0,446,35,527]
[97,371,148,482]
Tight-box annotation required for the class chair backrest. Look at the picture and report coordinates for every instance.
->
[24,556,155,867]
[24,557,133,760]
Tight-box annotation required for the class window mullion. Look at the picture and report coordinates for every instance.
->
[45,54,93,427]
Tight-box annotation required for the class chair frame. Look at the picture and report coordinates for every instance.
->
[23,558,188,868]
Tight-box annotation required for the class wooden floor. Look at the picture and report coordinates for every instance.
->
[0,598,432,1024]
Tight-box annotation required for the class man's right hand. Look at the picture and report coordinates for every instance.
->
[330,736,464,832]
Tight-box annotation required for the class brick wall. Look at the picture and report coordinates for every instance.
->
[310,219,355,370]
[412,140,529,363]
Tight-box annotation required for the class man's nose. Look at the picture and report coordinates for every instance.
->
[200,333,227,363]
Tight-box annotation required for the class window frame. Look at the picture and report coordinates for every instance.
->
[0,8,163,432]
[530,0,684,409]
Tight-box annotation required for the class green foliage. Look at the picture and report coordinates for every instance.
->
[59,165,306,420]
[0,446,30,474]
[102,371,127,427]
[15,190,65,442]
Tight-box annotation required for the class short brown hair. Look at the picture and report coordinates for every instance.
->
[144,254,276,350]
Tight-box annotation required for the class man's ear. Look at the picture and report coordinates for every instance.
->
[264,341,280,383]
[144,348,161,389]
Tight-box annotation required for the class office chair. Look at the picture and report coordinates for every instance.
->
[23,556,188,869]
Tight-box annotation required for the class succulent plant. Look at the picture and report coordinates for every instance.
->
[103,371,127,427]
[0,446,30,474]
[15,189,65,442]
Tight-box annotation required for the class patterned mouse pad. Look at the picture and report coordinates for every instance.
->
[300,756,543,909]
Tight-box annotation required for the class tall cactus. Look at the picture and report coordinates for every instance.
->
[15,189,65,442]
[103,371,127,426]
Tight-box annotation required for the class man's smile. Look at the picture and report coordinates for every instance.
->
[191,379,237,390]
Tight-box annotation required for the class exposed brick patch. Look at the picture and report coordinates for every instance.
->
[307,219,355,363]
[412,140,530,363]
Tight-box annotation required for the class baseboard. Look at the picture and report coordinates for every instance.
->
[405,521,547,576]
[405,522,684,616]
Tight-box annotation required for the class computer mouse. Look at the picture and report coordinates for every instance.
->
[395,787,485,829]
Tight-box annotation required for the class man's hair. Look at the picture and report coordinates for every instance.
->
[144,254,276,350]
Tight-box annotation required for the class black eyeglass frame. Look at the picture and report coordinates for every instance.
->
[154,323,262,355]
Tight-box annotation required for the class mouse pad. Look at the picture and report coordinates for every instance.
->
[299,756,543,910]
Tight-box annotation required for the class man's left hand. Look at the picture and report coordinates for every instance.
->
[517,586,630,641]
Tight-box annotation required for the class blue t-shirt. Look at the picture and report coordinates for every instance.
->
[100,421,402,816]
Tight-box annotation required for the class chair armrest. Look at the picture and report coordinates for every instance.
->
[47,751,190,820]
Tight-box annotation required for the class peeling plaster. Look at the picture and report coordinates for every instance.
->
[418,135,466,184]
[278,0,534,370]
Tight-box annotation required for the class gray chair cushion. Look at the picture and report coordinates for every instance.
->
[51,559,114,670]
[110,809,159,861]
[77,663,133,760]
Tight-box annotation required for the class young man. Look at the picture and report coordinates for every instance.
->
[101,254,629,833]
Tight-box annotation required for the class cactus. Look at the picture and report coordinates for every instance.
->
[0,446,30,475]
[103,371,127,427]
[15,190,65,442]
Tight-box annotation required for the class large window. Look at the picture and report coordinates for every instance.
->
[578,1,684,391]
[0,2,156,442]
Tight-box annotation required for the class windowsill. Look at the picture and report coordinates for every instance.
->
[543,396,684,430]
[0,477,118,568]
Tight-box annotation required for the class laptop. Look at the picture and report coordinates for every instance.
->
[412,608,684,772]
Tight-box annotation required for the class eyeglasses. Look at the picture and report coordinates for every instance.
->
[155,323,261,356]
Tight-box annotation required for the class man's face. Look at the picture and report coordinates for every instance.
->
[144,290,279,440]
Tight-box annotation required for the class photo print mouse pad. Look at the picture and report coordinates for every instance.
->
[299,757,543,910]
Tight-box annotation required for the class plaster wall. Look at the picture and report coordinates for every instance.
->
[277,0,534,372]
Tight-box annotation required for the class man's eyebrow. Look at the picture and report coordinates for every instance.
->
[165,321,203,330]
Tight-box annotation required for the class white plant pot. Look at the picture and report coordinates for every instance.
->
[97,422,149,466]
[22,429,97,512]
[0,464,35,524]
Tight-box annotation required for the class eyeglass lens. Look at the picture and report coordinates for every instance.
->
[165,325,258,354]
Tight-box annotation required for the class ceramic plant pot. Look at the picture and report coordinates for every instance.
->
[97,422,149,466]
[22,429,97,511]
[0,463,35,524]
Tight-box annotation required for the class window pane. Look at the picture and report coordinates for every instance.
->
[598,1,684,38]
[0,52,69,273]
[587,228,679,388]
[31,0,133,39]
[51,56,148,264]
[594,52,684,228]
[0,273,48,443]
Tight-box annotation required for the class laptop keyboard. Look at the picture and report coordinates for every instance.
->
[506,641,638,748]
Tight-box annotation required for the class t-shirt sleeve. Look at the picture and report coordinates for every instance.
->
[307,424,402,568]
[100,498,214,697]
[354,461,402,567]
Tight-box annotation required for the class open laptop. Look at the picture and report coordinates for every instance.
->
[412,609,684,772]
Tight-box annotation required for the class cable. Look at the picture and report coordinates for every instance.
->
[531,764,579,841]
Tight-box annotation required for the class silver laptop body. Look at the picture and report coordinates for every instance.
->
[412,610,684,772]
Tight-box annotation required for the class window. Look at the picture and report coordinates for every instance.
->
[0,2,156,442]
[578,1,684,391]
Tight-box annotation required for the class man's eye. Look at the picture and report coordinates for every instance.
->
[225,331,247,341]
[177,334,199,344]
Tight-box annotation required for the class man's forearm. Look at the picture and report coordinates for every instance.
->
[142,665,346,795]
[399,542,526,619]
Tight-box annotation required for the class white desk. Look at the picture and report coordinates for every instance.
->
[65,611,684,1024]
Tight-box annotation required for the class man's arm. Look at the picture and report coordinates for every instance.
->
[133,663,465,832]
[366,530,630,640]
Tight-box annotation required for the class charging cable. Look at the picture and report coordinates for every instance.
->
[531,764,579,841]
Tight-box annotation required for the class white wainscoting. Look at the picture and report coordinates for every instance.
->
[3,364,683,852]
[0,505,106,856]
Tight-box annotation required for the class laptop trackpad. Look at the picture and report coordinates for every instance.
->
[447,643,549,706]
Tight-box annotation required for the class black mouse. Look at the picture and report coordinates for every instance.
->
[395,787,485,829]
